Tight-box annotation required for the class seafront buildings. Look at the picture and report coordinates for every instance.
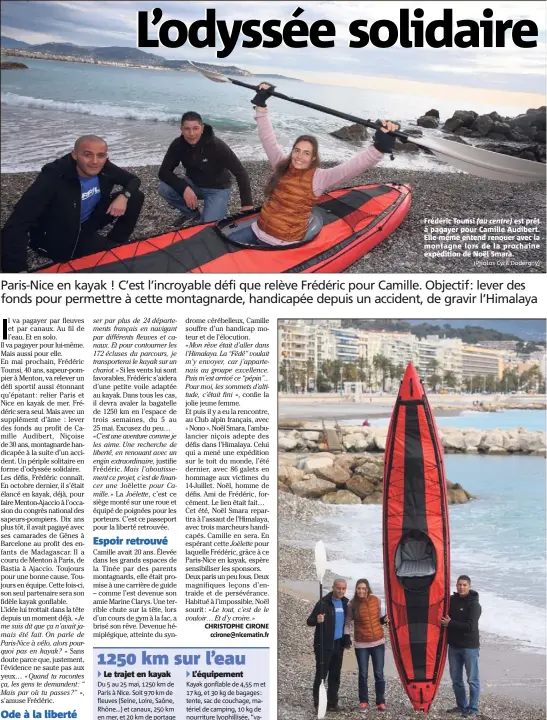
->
[278,320,545,392]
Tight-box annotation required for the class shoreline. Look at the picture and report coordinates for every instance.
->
[1,163,545,273]
[277,494,547,717]
[278,394,546,422]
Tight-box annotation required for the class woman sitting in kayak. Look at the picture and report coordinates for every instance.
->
[229,83,400,246]
[345,578,389,711]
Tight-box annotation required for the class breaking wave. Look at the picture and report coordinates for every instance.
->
[1,91,181,123]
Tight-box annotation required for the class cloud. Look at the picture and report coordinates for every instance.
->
[1,0,545,95]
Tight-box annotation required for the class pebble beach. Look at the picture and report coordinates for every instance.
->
[278,493,546,720]
[1,162,545,273]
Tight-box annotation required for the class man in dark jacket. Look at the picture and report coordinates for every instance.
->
[158,111,253,223]
[1,135,144,273]
[441,575,481,716]
[307,578,351,712]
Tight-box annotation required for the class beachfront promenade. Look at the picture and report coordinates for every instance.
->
[279,391,545,421]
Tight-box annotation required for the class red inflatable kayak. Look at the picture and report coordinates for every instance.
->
[383,363,450,713]
[36,183,411,273]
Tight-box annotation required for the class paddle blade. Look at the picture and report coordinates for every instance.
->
[314,541,328,584]
[411,136,545,184]
[188,61,230,83]
[318,682,328,719]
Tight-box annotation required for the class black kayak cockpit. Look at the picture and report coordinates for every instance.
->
[216,207,324,249]
[395,530,437,591]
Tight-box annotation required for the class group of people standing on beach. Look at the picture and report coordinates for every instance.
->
[1,82,398,272]
[307,575,481,716]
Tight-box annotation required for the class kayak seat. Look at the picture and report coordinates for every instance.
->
[395,535,436,578]
[217,207,324,249]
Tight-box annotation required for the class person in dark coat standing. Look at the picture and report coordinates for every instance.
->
[158,111,253,223]
[307,578,351,712]
[441,575,482,716]
[1,135,144,272]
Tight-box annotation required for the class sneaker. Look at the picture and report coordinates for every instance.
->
[446,710,464,715]
[327,706,341,713]
[359,703,370,710]
[376,704,386,712]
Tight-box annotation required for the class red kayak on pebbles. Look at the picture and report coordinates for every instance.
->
[34,183,411,274]
[383,363,450,713]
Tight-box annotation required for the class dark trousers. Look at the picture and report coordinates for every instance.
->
[355,644,386,705]
[30,190,144,262]
[75,189,144,257]
[313,638,344,708]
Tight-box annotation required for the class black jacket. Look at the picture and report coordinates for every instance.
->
[307,591,351,652]
[158,124,252,207]
[447,589,481,648]
[1,154,141,272]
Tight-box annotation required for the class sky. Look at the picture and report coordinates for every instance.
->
[2,0,546,104]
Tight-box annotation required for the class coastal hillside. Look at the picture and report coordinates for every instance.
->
[0,35,29,48]
[0,37,253,75]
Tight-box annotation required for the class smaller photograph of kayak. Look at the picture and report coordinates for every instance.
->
[278,318,546,718]
[35,183,411,274]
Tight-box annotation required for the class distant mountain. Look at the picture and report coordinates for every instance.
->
[248,73,303,81]
[0,37,300,79]
[1,35,30,48]
[25,42,166,63]
[1,38,254,75]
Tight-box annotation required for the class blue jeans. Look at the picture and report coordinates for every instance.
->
[158,179,231,222]
[228,225,266,246]
[355,644,385,705]
[448,646,480,714]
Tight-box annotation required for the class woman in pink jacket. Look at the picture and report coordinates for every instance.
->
[229,83,399,247]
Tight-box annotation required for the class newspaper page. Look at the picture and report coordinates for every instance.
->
[0,2,546,720]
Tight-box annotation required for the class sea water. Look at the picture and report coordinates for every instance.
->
[0,57,533,172]
[315,453,546,652]
[365,408,546,432]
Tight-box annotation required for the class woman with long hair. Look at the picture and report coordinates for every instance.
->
[345,578,389,711]
[229,83,400,246]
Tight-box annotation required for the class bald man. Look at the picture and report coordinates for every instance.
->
[1,135,144,272]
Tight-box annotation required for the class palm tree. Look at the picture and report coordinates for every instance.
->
[373,354,391,392]
[427,358,442,390]
[443,370,457,389]
[279,358,290,392]
[305,359,315,392]
[429,373,442,392]
[343,363,359,382]
[357,356,368,383]
[501,367,519,393]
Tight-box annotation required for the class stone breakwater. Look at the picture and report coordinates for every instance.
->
[278,451,473,505]
[279,425,546,456]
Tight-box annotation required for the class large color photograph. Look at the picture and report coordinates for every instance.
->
[278,319,546,718]
[1,1,545,273]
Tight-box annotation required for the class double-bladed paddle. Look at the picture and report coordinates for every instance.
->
[314,541,328,719]
[190,62,545,184]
